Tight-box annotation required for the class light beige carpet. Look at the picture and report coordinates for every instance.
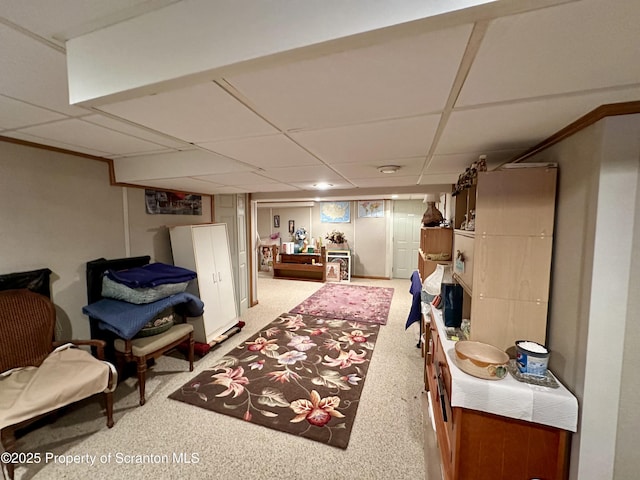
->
[8,275,427,480]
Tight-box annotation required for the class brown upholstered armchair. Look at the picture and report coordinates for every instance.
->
[0,289,117,480]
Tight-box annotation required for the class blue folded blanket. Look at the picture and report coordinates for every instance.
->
[106,262,197,288]
[83,292,204,340]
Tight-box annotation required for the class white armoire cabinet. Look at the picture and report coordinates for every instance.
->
[170,223,239,344]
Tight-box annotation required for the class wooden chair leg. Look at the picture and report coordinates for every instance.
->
[137,357,147,406]
[104,391,114,428]
[188,332,194,372]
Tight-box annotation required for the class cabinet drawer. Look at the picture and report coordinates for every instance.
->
[453,232,474,292]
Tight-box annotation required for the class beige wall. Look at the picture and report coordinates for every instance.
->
[257,200,394,278]
[526,114,640,480]
[0,141,211,339]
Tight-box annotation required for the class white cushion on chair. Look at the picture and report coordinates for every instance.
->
[114,323,193,357]
[0,347,110,430]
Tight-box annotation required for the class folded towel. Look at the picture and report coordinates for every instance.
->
[106,262,196,288]
[83,292,204,340]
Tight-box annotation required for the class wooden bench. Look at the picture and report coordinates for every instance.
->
[271,245,326,282]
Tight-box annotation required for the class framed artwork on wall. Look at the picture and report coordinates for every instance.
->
[288,220,295,234]
[358,200,384,218]
[274,215,280,228]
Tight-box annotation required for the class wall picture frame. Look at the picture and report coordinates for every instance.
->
[273,215,280,228]
[288,220,295,234]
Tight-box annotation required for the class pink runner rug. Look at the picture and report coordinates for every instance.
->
[289,283,394,325]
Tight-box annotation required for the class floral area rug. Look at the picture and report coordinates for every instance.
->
[169,312,379,449]
[289,283,394,325]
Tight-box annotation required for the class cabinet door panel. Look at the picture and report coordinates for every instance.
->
[473,235,553,302]
[209,224,238,323]
[470,297,548,351]
[475,168,557,237]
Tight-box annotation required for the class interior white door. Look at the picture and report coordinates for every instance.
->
[392,200,424,279]
[236,194,248,314]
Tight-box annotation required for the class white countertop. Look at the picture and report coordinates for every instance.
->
[428,304,578,432]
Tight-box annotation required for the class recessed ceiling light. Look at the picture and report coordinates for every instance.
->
[378,165,400,174]
[391,194,399,199]
[313,183,333,190]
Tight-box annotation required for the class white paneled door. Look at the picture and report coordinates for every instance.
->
[392,200,424,279]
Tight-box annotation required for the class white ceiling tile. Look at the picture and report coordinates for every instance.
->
[233,183,300,193]
[290,114,440,164]
[198,134,322,168]
[458,0,640,106]
[260,164,347,184]
[438,86,640,154]
[196,171,278,186]
[227,24,472,129]
[132,177,221,195]
[2,131,110,156]
[419,173,459,185]
[82,114,189,149]
[427,150,523,174]
[0,95,68,129]
[0,23,87,116]
[17,118,172,155]
[112,149,253,182]
[99,82,278,143]
[351,174,422,188]
[332,156,425,178]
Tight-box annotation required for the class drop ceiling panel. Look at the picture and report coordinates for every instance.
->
[333,156,424,178]
[196,171,277,186]
[351,174,422,188]
[0,95,67,129]
[427,149,523,174]
[457,0,640,106]
[418,173,459,185]
[113,149,253,182]
[82,114,189,149]
[2,131,110,156]
[261,165,346,184]
[0,23,87,116]
[198,134,321,168]
[99,82,278,143]
[438,86,640,155]
[231,182,300,193]
[0,0,157,45]
[132,177,221,195]
[16,118,172,155]
[290,114,440,164]
[227,24,473,130]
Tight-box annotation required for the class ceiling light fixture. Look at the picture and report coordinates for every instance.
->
[313,183,333,190]
[378,165,400,174]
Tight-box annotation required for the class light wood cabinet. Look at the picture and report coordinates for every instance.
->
[170,224,239,344]
[426,305,571,480]
[453,165,557,351]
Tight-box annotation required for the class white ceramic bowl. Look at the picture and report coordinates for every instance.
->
[454,341,509,380]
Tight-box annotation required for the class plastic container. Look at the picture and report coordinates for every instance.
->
[516,340,550,377]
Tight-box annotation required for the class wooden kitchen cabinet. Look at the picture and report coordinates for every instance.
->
[426,306,571,480]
